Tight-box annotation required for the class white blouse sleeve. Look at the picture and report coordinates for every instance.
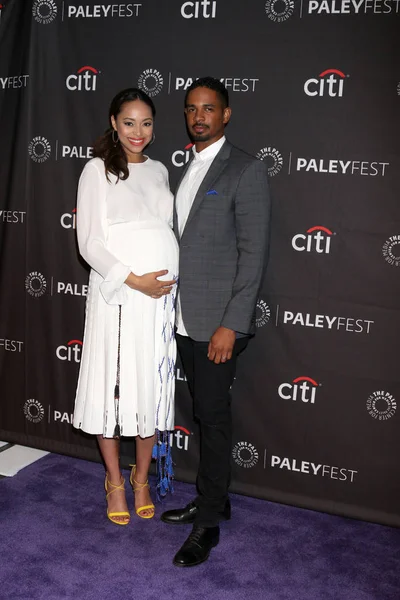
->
[76,160,131,305]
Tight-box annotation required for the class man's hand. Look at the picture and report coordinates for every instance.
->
[208,327,236,364]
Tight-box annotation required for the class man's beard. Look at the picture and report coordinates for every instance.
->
[190,125,210,142]
[191,132,211,142]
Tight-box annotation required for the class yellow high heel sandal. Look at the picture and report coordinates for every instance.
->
[129,464,155,519]
[104,474,130,526]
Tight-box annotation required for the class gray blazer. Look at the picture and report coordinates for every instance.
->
[173,140,271,341]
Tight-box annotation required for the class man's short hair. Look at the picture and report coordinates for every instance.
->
[185,77,229,109]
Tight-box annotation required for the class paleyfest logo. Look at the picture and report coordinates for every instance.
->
[32,0,57,24]
[67,4,142,18]
[306,0,400,15]
[25,271,47,297]
[28,136,51,163]
[24,399,45,423]
[256,299,271,328]
[256,147,283,176]
[382,235,400,267]
[232,441,259,468]
[138,68,164,97]
[175,76,259,92]
[281,310,374,334]
[367,391,396,421]
[269,453,358,483]
[295,156,389,176]
[265,0,295,22]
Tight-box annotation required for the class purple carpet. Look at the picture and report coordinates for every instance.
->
[0,454,399,600]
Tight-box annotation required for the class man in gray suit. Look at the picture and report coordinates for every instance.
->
[161,77,270,567]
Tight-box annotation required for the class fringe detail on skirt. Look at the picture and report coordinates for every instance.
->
[152,429,174,500]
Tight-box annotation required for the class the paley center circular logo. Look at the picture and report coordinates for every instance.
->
[366,391,397,421]
[256,147,283,176]
[232,441,259,468]
[24,399,45,423]
[28,136,51,163]
[265,0,295,23]
[32,0,57,24]
[256,299,271,327]
[25,271,47,297]
[382,235,400,267]
[138,68,164,97]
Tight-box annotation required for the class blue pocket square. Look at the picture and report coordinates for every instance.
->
[206,189,218,195]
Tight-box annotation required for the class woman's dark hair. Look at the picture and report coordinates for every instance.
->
[93,88,156,181]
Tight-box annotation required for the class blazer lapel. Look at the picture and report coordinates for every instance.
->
[181,141,232,237]
[173,154,194,241]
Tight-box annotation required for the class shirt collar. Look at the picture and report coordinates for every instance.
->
[192,136,226,163]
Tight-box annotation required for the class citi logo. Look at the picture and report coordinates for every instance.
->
[66,66,99,91]
[181,0,217,18]
[61,209,76,229]
[56,339,82,363]
[304,69,347,97]
[278,376,320,404]
[169,425,191,450]
[172,143,193,167]
[292,226,333,254]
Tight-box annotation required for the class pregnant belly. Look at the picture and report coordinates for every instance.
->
[107,220,179,277]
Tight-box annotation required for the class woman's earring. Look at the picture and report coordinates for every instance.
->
[112,130,119,145]
[149,133,155,146]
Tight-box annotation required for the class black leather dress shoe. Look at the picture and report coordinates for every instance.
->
[161,499,231,525]
[173,526,220,567]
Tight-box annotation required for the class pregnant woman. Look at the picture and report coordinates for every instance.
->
[73,88,178,525]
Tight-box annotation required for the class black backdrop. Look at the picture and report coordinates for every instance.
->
[0,0,399,526]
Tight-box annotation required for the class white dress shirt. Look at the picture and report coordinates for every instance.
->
[176,136,226,336]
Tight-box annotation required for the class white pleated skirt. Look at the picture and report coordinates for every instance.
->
[73,220,179,438]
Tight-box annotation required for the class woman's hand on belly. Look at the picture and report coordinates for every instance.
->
[125,270,177,299]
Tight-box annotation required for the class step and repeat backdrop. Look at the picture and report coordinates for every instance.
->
[0,0,399,526]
